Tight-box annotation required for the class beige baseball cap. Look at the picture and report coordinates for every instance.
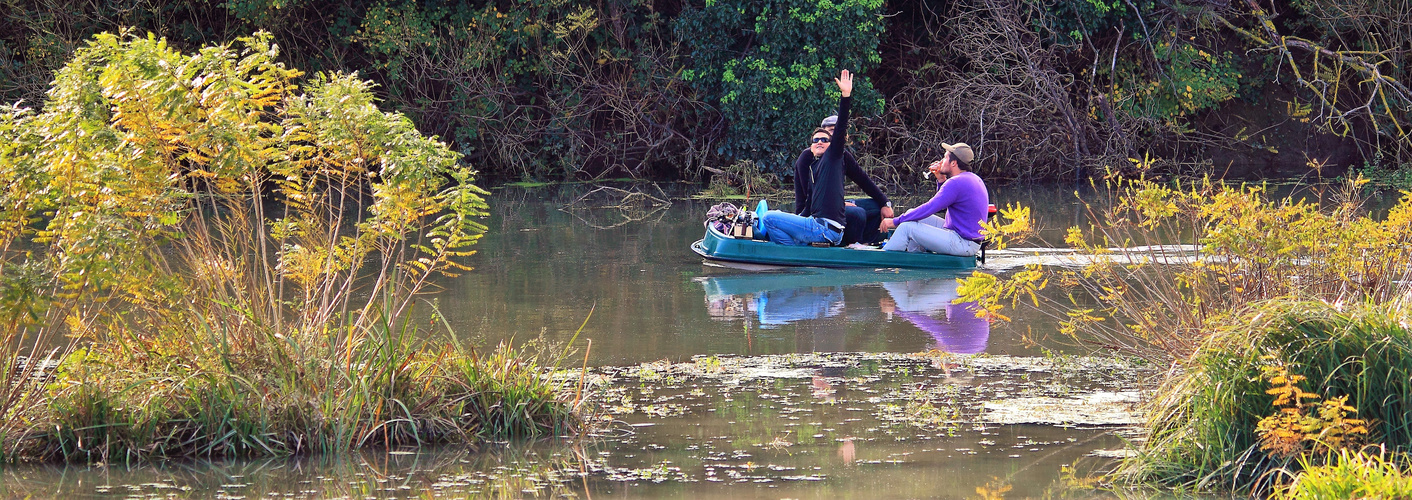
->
[941,142,974,164]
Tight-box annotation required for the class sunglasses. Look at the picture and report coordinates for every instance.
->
[811,137,831,144]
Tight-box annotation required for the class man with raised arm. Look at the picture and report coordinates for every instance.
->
[760,70,857,246]
[792,114,895,247]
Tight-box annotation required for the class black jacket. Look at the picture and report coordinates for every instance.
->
[793,149,888,217]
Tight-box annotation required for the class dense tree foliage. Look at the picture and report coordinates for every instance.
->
[676,0,885,167]
[1,0,1408,182]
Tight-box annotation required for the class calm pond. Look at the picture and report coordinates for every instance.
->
[4,183,1178,499]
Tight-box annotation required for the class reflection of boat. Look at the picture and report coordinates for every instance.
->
[698,269,987,353]
[692,224,976,270]
[697,268,967,298]
[700,268,960,327]
[755,286,844,328]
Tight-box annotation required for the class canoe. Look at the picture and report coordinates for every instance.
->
[691,224,977,270]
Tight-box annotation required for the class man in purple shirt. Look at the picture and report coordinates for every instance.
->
[878,143,988,256]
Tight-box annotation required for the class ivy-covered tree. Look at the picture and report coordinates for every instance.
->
[676,0,886,173]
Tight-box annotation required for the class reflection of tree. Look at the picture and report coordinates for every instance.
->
[796,316,849,353]
[706,295,748,321]
[703,285,847,327]
[561,186,671,229]
[0,445,595,498]
[881,279,991,354]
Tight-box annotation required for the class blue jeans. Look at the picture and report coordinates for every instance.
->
[842,198,885,245]
[761,211,843,246]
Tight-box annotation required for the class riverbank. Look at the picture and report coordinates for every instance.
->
[2,331,579,463]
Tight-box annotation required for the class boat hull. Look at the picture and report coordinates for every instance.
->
[692,225,976,270]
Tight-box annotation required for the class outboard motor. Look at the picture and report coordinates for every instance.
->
[979,204,997,264]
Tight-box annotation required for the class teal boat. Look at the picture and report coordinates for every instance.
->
[691,224,977,270]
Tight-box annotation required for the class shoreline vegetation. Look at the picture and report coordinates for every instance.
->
[2,0,1409,183]
[0,33,579,463]
[962,175,1412,496]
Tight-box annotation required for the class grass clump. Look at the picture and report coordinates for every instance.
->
[696,160,785,201]
[30,322,578,463]
[1272,448,1412,500]
[1118,300,1412,492]
[0,32,580,463]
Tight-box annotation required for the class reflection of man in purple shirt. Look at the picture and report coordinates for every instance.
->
[880,279,990,354]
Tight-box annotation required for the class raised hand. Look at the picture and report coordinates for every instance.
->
[835,69,853,97]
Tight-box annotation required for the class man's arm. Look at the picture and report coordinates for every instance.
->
[843,151,890,208]
[883,178,954,230]
[830,71,852,147]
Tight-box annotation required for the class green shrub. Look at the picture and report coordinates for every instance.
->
[1273,448,1412,500]
[1354,153,1412,190]
[1110,38,1243,127]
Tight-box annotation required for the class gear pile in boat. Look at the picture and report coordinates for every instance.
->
[705,202,758,239]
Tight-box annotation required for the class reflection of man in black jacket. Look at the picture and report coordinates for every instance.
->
[792,115,894,245]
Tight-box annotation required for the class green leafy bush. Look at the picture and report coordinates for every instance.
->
[349,0,706,180]
[676,0,885,172]
[1273,448,1412,500]
[1110,39,1243,128]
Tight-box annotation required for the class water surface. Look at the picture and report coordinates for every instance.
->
[445,184,1087,365]
[6,183,1167,499]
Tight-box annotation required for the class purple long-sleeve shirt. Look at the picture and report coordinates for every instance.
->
[893,171,988,241]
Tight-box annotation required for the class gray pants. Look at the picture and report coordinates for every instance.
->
[882,215,981,256]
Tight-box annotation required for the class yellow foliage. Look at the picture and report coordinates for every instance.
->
[979,203,1034,250]
[0,31,490,343]
[956,264,1046,322]
[972,173,1412,362]
[974,477,1012,500]
[1255,361,1367,460]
